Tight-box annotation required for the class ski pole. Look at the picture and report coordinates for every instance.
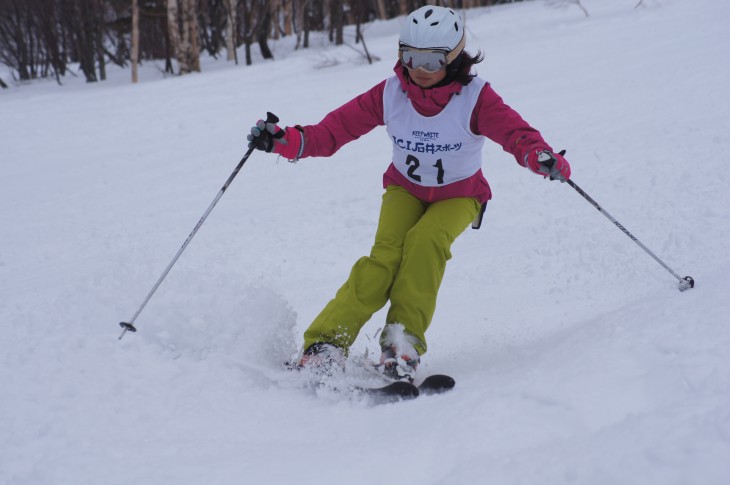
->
[118,139,260,340]
[565,177,694,291]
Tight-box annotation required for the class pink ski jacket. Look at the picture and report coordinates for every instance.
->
[297,63,552,204]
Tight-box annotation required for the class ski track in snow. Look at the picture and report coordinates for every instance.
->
[1,1,729,484]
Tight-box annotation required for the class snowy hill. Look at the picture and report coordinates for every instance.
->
[2,0,729,484]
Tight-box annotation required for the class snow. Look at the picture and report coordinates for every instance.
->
[1,0,729,483]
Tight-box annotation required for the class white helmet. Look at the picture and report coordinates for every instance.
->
[400,5,465,54]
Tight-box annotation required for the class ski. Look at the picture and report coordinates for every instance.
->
[358,380,420,404]
[358,374,456,404]
[418,374,456,395]
[283,359,455,404]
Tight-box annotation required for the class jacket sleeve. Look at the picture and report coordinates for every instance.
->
[298,80,387,158]
[472,83,552,167]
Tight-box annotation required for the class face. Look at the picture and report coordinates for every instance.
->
[407,67,447,88]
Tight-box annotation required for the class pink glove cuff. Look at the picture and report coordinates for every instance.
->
[524,148,549,175]
[273,126,305,161]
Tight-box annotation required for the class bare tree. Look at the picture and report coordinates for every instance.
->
[399,1,409,16]
[167,0,182,69]
[2,0,549,85]
[225,0,238,62]
[351,0,373,64]
[236,0,254,64]
[0,0,67,83]
[282,0,292,36]
[375,0,386,20]
[131,0,139,82]
[545,0,589,18]
[198,0,227,57]
[255,0,273,59]
[167,0,201,73]
[182,0,201,71]
[330,0,343,45]
[61,0,106,82]
[294,0,312,49]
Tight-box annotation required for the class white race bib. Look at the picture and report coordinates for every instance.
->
[383,76,485,187]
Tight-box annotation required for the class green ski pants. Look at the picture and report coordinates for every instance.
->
[303,185,481,355]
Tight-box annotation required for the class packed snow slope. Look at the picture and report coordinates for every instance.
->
[2,0,729,484]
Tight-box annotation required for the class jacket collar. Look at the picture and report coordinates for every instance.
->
[393,62,463,115]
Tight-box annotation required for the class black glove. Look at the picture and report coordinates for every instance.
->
[247,112,286,152]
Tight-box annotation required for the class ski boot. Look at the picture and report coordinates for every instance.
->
[379,324,421,383]
[380,345,420,383]
[297,342,346,378]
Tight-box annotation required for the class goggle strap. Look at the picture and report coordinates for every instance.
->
[445,35,466,65]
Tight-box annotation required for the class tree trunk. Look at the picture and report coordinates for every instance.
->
[302,1,310,48]
[178,1,191,73]
[270,0,279,40]
[241,0,253,65]
[283,0,292,36]
[400,1,409,16]
[225,0,238,62]
[375,0,387,20]
[330,0,343,45]
[186,0,201,71]
[94,0,106,81]
[294,0,305,49]
[167,0,182,72]
[352,0,372,64]
[176,0,201,73]
[256,5,273,59]
[80,0,98,82]
[131,0,139,83]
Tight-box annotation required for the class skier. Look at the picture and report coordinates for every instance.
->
[247,5,570,382]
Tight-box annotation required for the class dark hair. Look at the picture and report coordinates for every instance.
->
[441,50,484,86]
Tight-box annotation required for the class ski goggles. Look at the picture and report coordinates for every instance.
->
[398,37,465,73]
[399,47,449,73]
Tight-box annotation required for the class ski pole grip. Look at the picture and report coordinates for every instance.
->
[266,112,279,125]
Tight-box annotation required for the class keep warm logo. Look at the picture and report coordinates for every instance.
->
[412,130,440,142]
